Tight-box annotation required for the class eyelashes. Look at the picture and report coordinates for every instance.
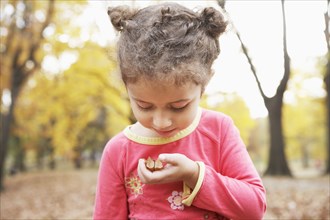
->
[171,105,188,112]
[136,103,189,112]
[136,104,153,111]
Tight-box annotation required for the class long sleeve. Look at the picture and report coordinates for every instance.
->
[93,141,128,220]
[191,117,266,219]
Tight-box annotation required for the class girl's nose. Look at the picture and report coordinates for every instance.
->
[152,113,172,130]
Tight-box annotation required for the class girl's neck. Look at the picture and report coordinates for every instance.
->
[130,122,159,138]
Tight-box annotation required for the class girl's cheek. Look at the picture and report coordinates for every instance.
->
[174,114,191,129]
[134,111,150,124]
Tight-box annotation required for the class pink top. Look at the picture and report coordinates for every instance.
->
[93,108,266,219]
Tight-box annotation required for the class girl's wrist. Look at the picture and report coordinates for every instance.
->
[183,161,200,189]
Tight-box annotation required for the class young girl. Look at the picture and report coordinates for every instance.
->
[94,2,266,219]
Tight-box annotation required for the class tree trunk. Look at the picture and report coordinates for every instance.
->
[0,83,20,190]
[12,135,26,172]
[323,0,330,174]
[47,142,56,170]
[0,0,55,190]
[217,0,292,176]
[0,110,14,189]
[48,155,56,170]
[264,0,292,176]
[264,97,291,176]
[36,144,45,170]
[73,147,83,169]
[89,149,97,167]
[325,60,330,174]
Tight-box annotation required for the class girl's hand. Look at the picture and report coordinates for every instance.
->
[137,153,199,189]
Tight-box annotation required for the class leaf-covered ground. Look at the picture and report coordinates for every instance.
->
[1,170,329,219]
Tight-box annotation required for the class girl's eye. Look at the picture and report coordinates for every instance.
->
[170,103,189,112]
[137,102,153,111]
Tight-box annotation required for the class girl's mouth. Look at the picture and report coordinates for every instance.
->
[155,128,177,137]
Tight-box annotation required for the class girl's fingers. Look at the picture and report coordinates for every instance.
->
[158,153,183,165]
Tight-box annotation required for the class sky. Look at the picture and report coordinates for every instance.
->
[84,0,328,118]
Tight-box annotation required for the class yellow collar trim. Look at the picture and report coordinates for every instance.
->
[123,108,202,145]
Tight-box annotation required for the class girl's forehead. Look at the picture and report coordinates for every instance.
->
[127,79,197,91]
[126,81,201,103]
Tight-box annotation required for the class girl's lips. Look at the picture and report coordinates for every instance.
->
[155,128,177,137]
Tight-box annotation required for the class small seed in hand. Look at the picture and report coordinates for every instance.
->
[145,157,163,172]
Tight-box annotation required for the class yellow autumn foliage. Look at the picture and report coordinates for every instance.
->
[200,92,255,145]
[14,41,130,157]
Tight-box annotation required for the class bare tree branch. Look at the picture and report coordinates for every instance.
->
[217,0,292,176]
[324,0,330,52]
[216,0,268,100]
[276,0,290,97]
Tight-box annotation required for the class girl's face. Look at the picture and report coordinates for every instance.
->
[126,80,202,138]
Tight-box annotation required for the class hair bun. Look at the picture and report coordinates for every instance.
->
[107,6,136,31]
[200,7,227,38]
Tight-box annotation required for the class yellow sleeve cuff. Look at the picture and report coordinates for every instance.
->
[182,161,205,206]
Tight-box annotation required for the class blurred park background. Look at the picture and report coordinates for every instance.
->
[0,0,329,219]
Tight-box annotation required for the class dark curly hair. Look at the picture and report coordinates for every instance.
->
[108,3,227,90]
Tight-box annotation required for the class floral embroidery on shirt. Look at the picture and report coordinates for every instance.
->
[168,191,184,210]
[125,174,144,197]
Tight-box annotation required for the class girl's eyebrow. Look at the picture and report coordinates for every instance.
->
[133,98,190,104]
[170,99,190,104]
[132,98,151,104]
